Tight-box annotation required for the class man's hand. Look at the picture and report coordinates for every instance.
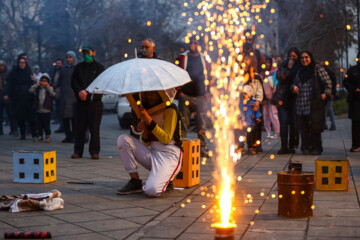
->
[293,86,300,95]
[321,94,326,100]
[253,101,260,112]
[78,90,88,101]
[256,118,261,123]
[204,92,211,99]
[137,121,147,132]
[139,107,152,125]
[356,88,360,92]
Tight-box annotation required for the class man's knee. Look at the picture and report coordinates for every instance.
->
[143,184,161,198]
[117,134,132,149]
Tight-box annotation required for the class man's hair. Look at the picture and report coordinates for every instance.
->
[55,58,63,63]
[143,38,155,48]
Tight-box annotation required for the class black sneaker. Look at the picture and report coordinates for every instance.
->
[310,149,322,155]
[277,148,288,154]
[117,178,143,195]
[165,181,174,193]
[329,126,336,131]
[350,147,360,152]
[302,149,311,155]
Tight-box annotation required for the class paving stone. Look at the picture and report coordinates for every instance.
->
[243,230,305,240]
[5,215,65,228]
[100,229,138,240]
[308,225,360,238]
[126,215,156,225]
[76,218,140,232]
[249,219,307,230]
[144,216,196,238]
[309,216,360,227]
[54,232,114,240]
[101,207,159,218]
[53,211,115,223]
[20,223,91,236]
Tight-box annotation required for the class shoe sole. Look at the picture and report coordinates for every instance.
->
[117,189,143,195]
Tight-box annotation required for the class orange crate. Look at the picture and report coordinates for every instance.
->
[173,139,200,188]
[315,157,348,191]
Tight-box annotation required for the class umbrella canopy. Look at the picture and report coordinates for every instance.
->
[86,58,191,95]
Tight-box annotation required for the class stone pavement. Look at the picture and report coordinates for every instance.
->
[0,114,359,240]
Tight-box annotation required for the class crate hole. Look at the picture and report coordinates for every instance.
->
[34,159,39,165]
[196,170,199,178]
[192,157,194,165]
[322,166,328,174]
[335,177,342,184]
[46,171,49,177]
[196,157,199,164]
[50,158,54,164]
[19,172,25,179]
[336,166,342,173]
[45,159,49,165]
[192,170,194,178]
[192,146,195,153]
[51,170,55,176]
[197,145,199,153]
[176,172,183,179]
[322,177,328,185]
[34,173,39,179]
[19,158,25,164]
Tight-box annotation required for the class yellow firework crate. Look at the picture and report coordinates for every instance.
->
[13,151,57,183]
[315,157,348,191]
[173,139,200,188]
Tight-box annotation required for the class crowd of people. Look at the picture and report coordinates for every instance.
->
[0,32,359,197]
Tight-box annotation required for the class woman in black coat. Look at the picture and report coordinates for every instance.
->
[343,52,360,152]
[275,47,301,154]
[292,51,332,155]
[4,57,36,139]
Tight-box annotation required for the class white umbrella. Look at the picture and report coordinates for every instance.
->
[86,58,191,95]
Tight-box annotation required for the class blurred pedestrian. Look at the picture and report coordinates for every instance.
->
[33,65,42,82]
[130,38,161,140]
[237,85,261,155]
[52,59,63,129]
[71,43,105,159]
[0,60,9,135]
[29,73,55,143]
[4,57,36,140]
[243,29,266,152]
[175,36,211,157]
[292,51,332,155]
[57,51,77,143]
[275,47,301,154]
[343,52,360,152]
[138,38,159,59]
[263,57,280,139]
[320,61,337,130]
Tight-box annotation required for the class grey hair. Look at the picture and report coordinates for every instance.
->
[143,38,155,48]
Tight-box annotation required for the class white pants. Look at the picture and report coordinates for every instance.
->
[117,135,182,197]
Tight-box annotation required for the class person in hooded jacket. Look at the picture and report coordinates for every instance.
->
[292,51,332,155]
[343,52,360,152]
[57,51,77,143]
[4,57,36,140]
[29,73,56,143]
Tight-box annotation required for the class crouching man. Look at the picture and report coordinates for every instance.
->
[117,91,183,197]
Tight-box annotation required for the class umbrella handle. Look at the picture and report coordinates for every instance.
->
[131,126,143,136]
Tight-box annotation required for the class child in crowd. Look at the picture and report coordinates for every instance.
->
[29,73,56,143]
[236,84,261,155]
